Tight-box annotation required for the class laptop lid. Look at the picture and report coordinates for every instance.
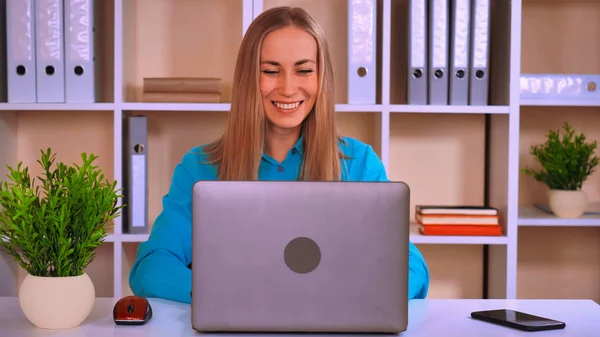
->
[191,180,410,333]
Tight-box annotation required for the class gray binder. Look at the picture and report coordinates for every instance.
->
[6,0,37,103]
[449,0,471,105]
[348,0,377,104]
[123,115,149,234]
[468,0,491,105]
[35,0,65,103]
[407,0,428,105]
[428,0,449,105]
[64,0,96,103]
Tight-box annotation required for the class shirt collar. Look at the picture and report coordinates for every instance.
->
[292,136,304,156]
[260,135,304,165]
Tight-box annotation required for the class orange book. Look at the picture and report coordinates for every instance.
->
[418,224,503,236]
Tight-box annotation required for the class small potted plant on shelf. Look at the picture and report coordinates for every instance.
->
[522,122,599,218]
[0,148,124,330]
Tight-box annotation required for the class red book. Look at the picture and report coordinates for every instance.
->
[418,224,503,236]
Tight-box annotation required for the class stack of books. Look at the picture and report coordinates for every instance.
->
[414,205,502,236]
[141,77,222,103]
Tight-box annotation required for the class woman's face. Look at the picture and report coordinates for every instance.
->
[259,26,319,134]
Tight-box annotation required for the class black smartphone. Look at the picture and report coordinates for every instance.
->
[471,309,566,332]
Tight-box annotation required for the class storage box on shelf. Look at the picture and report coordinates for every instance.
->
[515,0,600,302]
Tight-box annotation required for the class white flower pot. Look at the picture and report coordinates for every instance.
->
[18,272,95,329]
[548,189,587,218]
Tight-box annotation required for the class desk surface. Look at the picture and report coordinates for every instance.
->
[0,297,598,336]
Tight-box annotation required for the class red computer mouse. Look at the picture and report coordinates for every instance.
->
[113,295,153,325]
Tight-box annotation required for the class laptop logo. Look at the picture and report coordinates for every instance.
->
[284,237,321,274]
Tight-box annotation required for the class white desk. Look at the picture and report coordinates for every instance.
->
[0,297,598,336]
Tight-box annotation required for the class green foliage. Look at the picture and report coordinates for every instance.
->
[522,122,599,190]
[0,149,124,277]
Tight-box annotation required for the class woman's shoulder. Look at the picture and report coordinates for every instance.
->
[185,144,211,159]
[175,144,218,180]
[338,136,377,158]
[338,136,387,181]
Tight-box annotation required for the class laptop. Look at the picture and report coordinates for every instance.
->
[191,180,410,333]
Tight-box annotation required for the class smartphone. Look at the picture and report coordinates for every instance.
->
[471,309,566,332]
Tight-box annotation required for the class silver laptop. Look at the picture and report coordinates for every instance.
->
[191,180,410,333]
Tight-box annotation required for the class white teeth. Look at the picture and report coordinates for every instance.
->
[273,101,301,110]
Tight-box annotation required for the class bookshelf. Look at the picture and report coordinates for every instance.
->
[0,0,598,303]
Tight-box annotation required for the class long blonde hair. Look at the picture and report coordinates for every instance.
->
[203,6,343,181]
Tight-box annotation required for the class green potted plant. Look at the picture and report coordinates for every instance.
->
[0,149,124,329]
[522,122,599,218]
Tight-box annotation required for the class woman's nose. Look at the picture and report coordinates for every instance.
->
[278,73,297,96]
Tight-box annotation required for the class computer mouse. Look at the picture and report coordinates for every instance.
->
[113,295,153,325]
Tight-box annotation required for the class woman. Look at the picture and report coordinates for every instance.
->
[129,6,429,303]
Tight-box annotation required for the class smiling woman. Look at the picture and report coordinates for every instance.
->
[128,6,430,305]
[260,26,319,160]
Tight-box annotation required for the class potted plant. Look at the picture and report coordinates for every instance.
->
[0,148,124,329]
[522,122,599,218]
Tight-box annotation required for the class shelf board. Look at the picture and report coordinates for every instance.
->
[114,234,150,243]
[4,235,121,244]
[335,104,382,112]
[389,104,510,114]
[518,206,600,227]
[121,102,231,112]
[520,98,600,107]
[409,224,508,245]
[76,234,147,243]
[0,102,511,114]
[121,102,383,112]
[0,103,115,111]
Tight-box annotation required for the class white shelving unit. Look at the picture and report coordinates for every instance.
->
[1,0,599,302]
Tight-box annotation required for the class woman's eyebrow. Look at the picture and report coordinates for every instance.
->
[260,59,316,66]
